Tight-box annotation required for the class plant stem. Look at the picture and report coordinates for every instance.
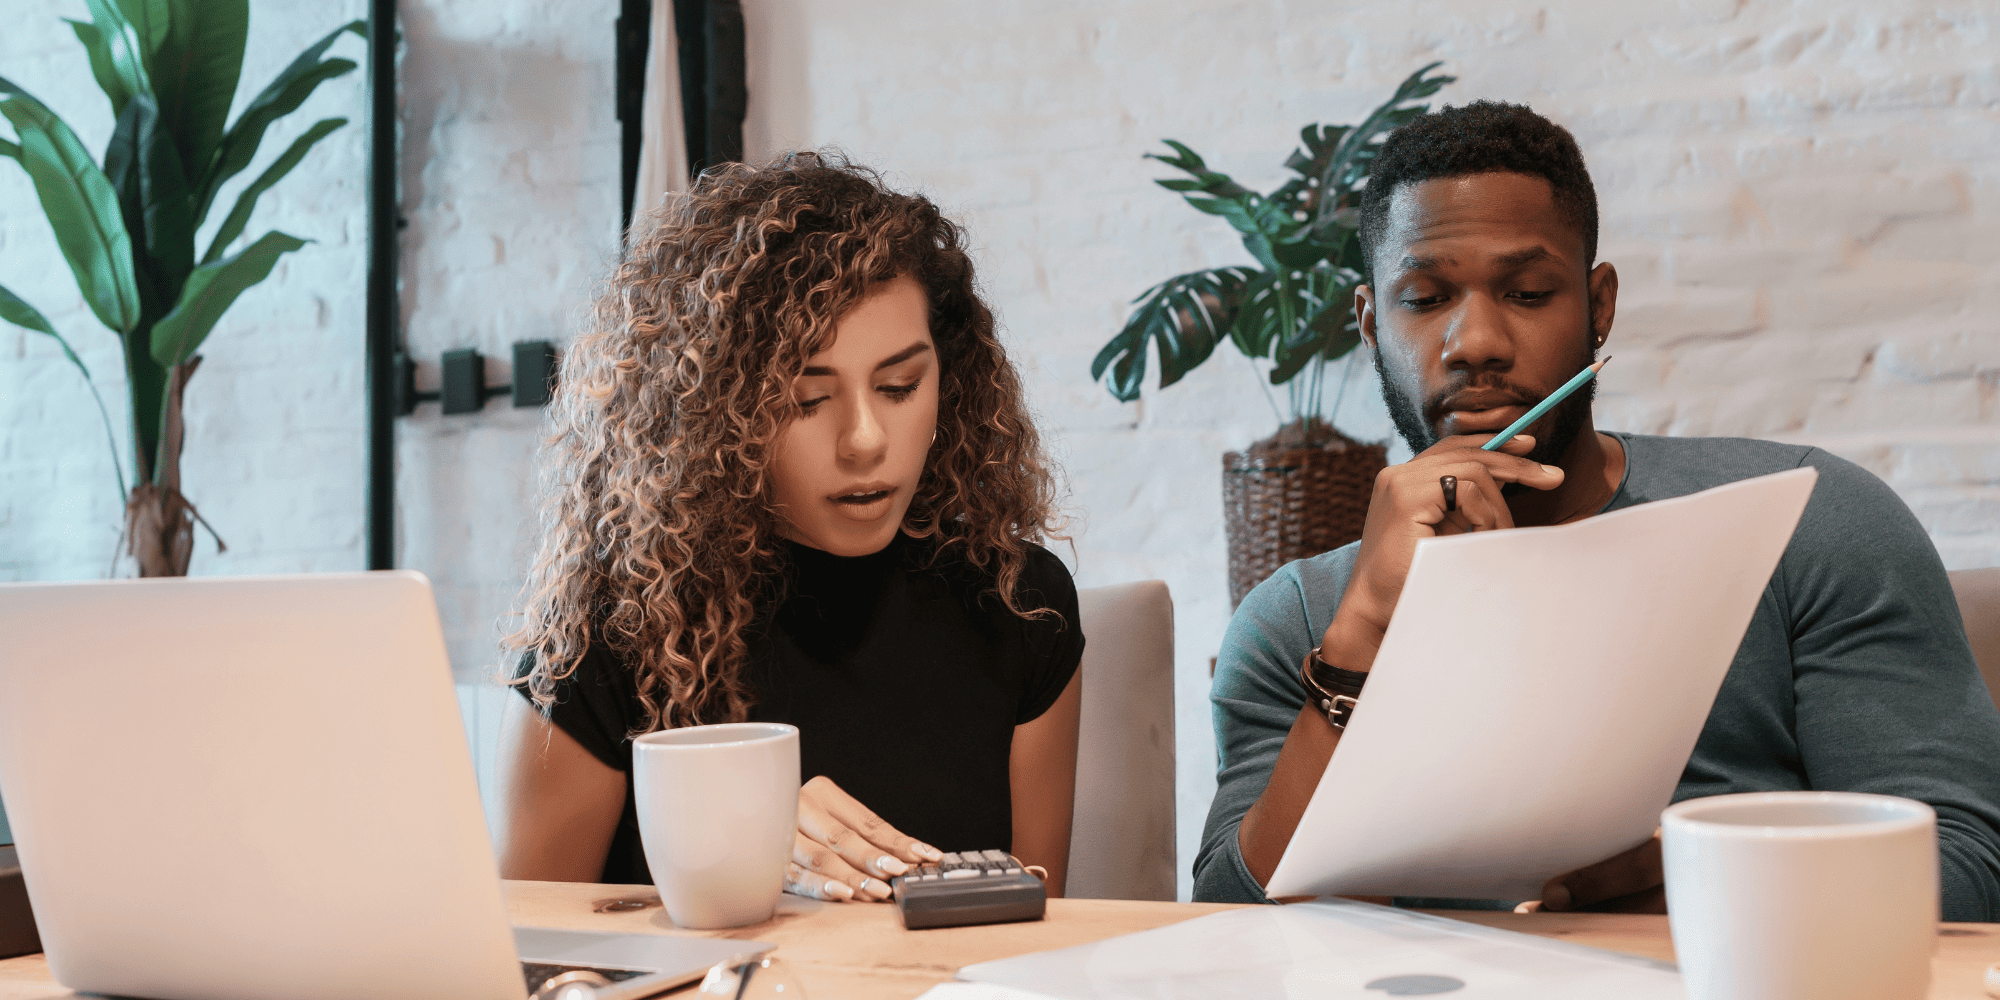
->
[72,361,128,500]
[1276,273,1299,424]
[1329,349,1359,429]
[1248,353,1283,426]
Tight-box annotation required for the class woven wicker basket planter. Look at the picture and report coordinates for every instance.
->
[1222,443,1388,607]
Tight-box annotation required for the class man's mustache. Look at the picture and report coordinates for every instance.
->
[1421,376,1543,428]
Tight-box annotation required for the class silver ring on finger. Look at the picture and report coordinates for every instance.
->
[1440,474,1458,513]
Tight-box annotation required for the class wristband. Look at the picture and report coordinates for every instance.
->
[1300,646,1370,730]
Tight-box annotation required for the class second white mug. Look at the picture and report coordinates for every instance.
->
[1662,790,1936,1000]
[632,722,800,930]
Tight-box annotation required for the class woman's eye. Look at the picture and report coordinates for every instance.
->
[880,381,921,400]
[798,396,830,412]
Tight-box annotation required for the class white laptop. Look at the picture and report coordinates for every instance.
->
[0,571,767,1000]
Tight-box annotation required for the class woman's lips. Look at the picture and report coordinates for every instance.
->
[828,487,896,519]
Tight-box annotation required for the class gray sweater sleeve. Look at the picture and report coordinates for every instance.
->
[1192,549,1356,903]
[1781,449,2000,921]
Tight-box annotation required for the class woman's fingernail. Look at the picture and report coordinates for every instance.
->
[825,879,854,900]
[1541,464,1561,474]
[877,855,908,875]
[913,842,943,861]
[857,877,889,900]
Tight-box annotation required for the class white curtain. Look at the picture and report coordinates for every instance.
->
[634,0,689,222]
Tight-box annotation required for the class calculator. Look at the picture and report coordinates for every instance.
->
[889,850,1046,930]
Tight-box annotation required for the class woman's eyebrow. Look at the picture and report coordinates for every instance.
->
[801,341,932,377]
[872,341,932,371]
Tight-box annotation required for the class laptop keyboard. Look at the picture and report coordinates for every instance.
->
[521,962,653,993]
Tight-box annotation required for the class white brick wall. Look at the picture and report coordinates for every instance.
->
[5,1,1996,897]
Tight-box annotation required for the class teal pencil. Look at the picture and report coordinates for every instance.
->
[1479,357,1612,452]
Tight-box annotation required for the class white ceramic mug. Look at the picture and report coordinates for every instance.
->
[1661,791,1937,1000]
[632,723,800,929]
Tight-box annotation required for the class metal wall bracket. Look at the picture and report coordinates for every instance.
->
[394,340,559,416]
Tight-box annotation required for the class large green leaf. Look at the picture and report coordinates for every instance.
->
[66,19,135,117]
[1227,272,1282,359]
[195,20,363,225]
[142,130,192,288]
[102,95,149,260]
[203,116,345,264]
[100,94,190,317]
[82,0,153,103]
[1093,268,1254,401]
[134,93,194,290]
[112,0,172,60]
[0,77,142,334]
[1315,63,1456,227]
[151,230,306,368]
[0,283,60,339]
[1268,269,1362,384]
[151,0,247,189]
[0,137,17,161]
[0,283,129,497]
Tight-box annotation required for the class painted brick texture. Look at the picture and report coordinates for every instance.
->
[5,1,1996,899]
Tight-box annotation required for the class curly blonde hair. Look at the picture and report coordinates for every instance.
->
[506,152,1063,732]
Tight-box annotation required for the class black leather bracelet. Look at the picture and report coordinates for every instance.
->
[1300,646,1370,730]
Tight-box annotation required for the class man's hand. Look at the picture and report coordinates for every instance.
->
[1318,433,1566,672]
[786,775,944,902]
[1525,832,1666,914]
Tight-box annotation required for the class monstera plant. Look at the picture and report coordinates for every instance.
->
[0,0,363,576]
[1093,63,1453,434]
[1092,65,1456,605]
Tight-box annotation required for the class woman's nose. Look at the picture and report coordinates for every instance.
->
[839,399,888,464]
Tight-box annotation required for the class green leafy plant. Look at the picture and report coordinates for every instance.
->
[1092,64,1454,442]
[0,0,363,576]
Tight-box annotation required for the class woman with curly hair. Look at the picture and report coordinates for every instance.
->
[495,152,1083,901]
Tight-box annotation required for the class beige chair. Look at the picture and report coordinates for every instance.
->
[1950,568,2000,712]
[1065,580,1177,901]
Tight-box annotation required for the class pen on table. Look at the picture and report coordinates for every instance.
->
[1479,357,1612,452]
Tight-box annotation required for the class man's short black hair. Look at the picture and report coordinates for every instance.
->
[1357,100,1598,283]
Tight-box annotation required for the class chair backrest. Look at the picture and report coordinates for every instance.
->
[1065,580,1177,901]
[1950,568,2000,713]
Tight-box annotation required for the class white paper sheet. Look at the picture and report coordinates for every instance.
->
[959,899,1683,999]
[1265,466,1818,900]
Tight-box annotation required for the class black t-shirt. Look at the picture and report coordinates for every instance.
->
[521,532,1084,885]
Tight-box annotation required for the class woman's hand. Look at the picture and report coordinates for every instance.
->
[785,775,944,902]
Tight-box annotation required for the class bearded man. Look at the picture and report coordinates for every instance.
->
[1193,101,2000,920]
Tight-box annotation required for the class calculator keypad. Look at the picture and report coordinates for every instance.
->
[890,849,1045,929]
[909,850,1027,881]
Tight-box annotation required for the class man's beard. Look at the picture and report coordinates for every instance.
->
[1374,343,1596,470]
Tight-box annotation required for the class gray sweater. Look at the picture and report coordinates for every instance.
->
[1194,433,2000,921]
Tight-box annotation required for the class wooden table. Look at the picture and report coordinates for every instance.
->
[4,881,1998,998]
